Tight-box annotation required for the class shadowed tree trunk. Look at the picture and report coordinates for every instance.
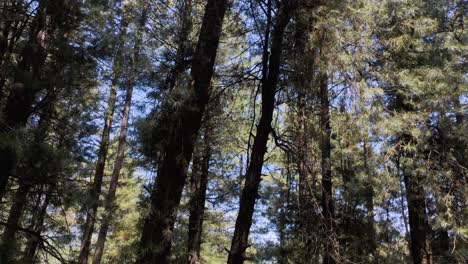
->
[0,106,52,262]
[363,140,377,257]
[0,0,48,204]
[227,1,294,263]
[292,7,318,260]
[23,184,52,262]
[137,0,227,262]
[296,92,317,262]
[187,120,213,264]
[278,163,292,264]
[319,73,335,264]
[404,169,432,264]
[0,0,18,96]
[91,2,148,263]
[1,174,33,260]
[393,87,432,264]
[77,7,129,264]
[163,0,193,91]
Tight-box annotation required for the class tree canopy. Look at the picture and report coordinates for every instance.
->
[0,0,466,263]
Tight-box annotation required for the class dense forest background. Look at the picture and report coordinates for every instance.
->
[0,0,466,263]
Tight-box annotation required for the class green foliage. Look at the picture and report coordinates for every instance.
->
[0,0,466,263]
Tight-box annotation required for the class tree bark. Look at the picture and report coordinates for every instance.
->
[91,2,148,263]
[77,8,129,264]
[404,170,433,264]
[137,0,227,262]
[187,120,213,264]
[227,1,293,263]
[319,74,335,264]
[292,8,317,260]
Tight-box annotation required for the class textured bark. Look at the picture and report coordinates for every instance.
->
[187,122,212,264]
[137,0,227,262]
[227,2,293,263]
[319,74,335,264]
[404,171,433,264]
[91,2,148,263]
[292,8,318,260]
[77,9,129,264]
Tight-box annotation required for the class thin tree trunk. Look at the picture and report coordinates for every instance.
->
[77,8,129,264]
[0,175,31,261]
[398,158,410,242]
[163,0,193,91]
[187,120,213,264]
[91,2,148,263]
[0,0,13,96]
[363,139,376,256]
[319,74,335,264]
[137,0,227,262]
[23,185,52,262]
[296,93,316,261]
[278,164,291,264]
[227,1,293,263]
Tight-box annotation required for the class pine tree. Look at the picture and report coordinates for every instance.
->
[137,0,228,262]
[228,1,295,262]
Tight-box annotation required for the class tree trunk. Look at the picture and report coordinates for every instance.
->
[0,107,51,262]
[0,0,14,96]
[227,1,293,263]
[0,0,48,203]
[77,8,129,264]
[0,174,31,261]
[394,87,432,264]
[278,164,291,264]
[363,140,376,257]
[319,74,335,264]
[137,0,227,262]
[91,2,148,263]
[296,93,317,262]
[163,0,193,91]
[0,1,31,97]
[292,8,317,260]
[404,170,433,264]
[187,120,213,264]
[23,185,52,262]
